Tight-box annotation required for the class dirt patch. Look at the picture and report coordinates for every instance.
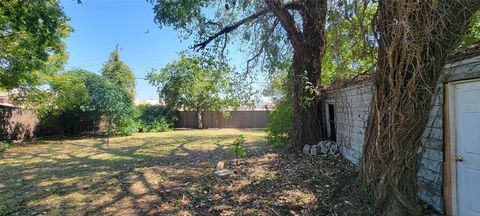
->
[170,153,374,216]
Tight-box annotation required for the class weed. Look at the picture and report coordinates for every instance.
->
[229,135,247,163]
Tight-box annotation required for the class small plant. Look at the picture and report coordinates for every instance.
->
[229,135,247,163]
[0,142,11,153]
[265,99,292,149]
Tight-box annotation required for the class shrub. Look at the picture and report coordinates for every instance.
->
[136,104,176,132]
[113,114,140,135]
[36,108,102,137]
[265,99,292,148]
[141,118,171,132]
[229,135,247,161]
[0,142,10,153]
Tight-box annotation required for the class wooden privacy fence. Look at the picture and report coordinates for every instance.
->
[175,111,272,128]
[1,105,39,141]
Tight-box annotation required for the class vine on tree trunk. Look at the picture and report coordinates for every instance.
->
[286,49,325,151]
[360,0,479,215]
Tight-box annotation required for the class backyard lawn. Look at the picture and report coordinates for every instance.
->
[0,129,370,216]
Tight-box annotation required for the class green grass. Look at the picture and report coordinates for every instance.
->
[0,129,267,216]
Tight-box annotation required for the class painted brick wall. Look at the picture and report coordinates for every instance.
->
[417,83,444,211]
[321,55,480,213]
[322,81,445,212]
[322,82,372,164]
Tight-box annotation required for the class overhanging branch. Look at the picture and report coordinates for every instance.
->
[246,19,280,74]
[193,9,269,50]
[193,1,303,50]
[265,0,303,49]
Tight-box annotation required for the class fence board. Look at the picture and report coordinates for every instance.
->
[175,111,272,128]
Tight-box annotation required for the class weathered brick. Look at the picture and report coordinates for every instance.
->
[321,67,463,213]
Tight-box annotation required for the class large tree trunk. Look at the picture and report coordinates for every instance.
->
[286,47,325,151]
[196,107,203,129]
[360,1,479,215]
[266,0,328,151]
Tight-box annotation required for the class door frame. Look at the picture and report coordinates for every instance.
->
[445,78,480,216]
[323,100,335,140]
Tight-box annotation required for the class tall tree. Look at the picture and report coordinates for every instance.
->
[84,74,134,145]
[360,1,480,215]
[150,0,329,150]
[323,0,378,85]
[0,0,71,90]
[101,45,136,99]
[146,53,238,129]
[39,70,101,135]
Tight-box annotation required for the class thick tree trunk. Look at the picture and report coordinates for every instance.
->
[266,0,328,151]
[196,107,203,129]
[360,1,479,215]
[286,49,325,151]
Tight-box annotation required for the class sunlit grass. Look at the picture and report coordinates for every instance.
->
[0,129,267,216]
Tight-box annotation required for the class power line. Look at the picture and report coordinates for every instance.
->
[135,77,267,84]
[65,63,104,68]
[69,56,107,64]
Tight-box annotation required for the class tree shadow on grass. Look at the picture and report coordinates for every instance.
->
[0,132,365,215]
[0,133,273,215]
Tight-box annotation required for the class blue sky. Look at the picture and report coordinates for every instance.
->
[61,0,268,101]
[62,0,194,100]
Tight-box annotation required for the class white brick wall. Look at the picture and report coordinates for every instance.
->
[320,56,480,213]
[322,81,445,212]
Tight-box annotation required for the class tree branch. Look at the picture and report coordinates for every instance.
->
[193,1,303,50]
[246,19,280,74]
[264,0,304,49]
[193,9,269,50]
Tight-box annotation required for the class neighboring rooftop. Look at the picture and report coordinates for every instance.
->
[134,99,162,106]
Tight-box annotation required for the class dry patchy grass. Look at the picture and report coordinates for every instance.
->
[0,129,371,216]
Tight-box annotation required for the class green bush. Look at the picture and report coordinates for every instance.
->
[140,118,171,132]
[265,99,292,148]
[113,115,140,135]
[136,104,176,133]
[36,108,102,137]
[229,135,247,160]
[0,142,10,153]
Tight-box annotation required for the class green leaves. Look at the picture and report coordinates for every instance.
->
[0,0,71,89]
[229,135,247,159]
[84,74,131,117]
[460,12,480,47]
[322,1,378,85]
[101,47,136,99]
[146,53,238,113]
[266,99,292,149]
[83,73,136,135]
[136,104,175,132]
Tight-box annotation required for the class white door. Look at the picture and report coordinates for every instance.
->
[455,81,480,216]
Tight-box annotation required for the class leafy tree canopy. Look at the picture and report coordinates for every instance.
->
[460,11,480,47]
[146,53,239,113]
[84,72,136,138]
[48,69,91,114]
[149,0,377,85]
[101,46,136,99]
[0,0,71,90]
[83,73,134,122]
